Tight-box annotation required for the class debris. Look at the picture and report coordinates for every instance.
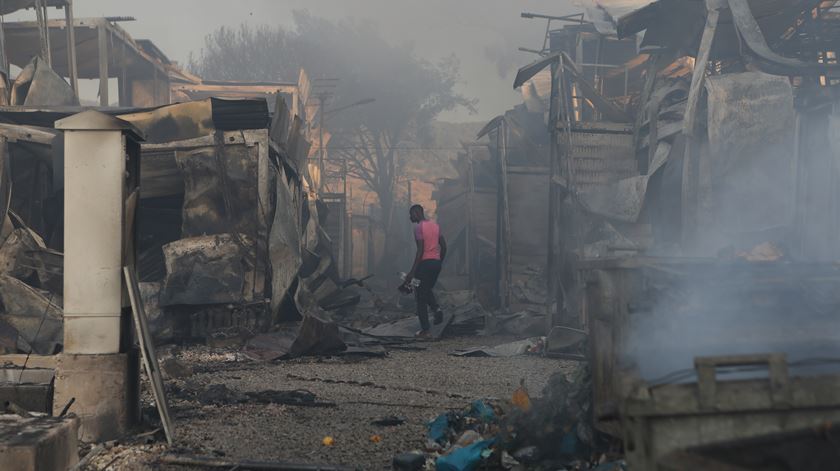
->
[450,337,544,358]
[511,379,531,412]
[736,241,784,262]
[428,413,450,445]
[245,389,335,408]
[0,275,62,355]
[243,315,347,361]
[371,416,406,427]
[10,57,78,107]
[453,430,482,448]
[370,434,382,443]
[435,438,496,471]
[189,383,335,408]
[393,452,426,471]
[125,267,175,446]
[160,234,258,306]
[196,384,245,405]
[494,309,545,337]
[511,446,540,464]
[158,453,354,471]
[322,436,335,446]
[510,265,548,306]
[364,311,454,339]
[5,400,33,418]
[545,326,587,356]
[160,357,194,379]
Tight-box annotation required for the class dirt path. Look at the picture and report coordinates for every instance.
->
[85,335,572,470]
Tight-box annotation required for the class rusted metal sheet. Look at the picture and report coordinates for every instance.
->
[560,122,636,193]
[159,233,257,306]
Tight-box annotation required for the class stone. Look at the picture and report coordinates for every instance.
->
[0,414,79,471]
[53,351,140,442]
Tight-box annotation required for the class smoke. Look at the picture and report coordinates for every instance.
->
[620,73,840,384]
[68,0,577,123]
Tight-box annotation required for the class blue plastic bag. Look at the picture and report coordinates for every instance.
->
[469,400,495,422]
[428,413,450,444]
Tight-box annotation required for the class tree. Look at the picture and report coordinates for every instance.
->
[189,12,476,271]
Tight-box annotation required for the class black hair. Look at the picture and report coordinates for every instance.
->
[410,204,424,216]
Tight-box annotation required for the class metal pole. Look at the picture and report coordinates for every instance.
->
[318,94,326,193]
[42,1,51,64]
[65,0,79,94]
[546,59,559,332]
[0,15,8,105]
[34,0,51,65]
[97,21,109,107]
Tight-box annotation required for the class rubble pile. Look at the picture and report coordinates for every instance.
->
[0,57,366,354]
[393,364,621,471]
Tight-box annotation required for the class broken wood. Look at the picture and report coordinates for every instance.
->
[159,453,357,471]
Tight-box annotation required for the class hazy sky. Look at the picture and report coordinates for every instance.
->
[54,0,577,122]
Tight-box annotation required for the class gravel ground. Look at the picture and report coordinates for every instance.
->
[82,335,574,470]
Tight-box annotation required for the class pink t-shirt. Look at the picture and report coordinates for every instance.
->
[414,220,441,261]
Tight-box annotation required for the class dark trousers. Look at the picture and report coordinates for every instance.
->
[415,259,442,330]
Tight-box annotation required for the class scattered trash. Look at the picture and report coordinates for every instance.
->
[370,434,382,443]
[322,436,335,446]
[436,438,495,471]
[428,413,450,445]
[393,452,426,471]
[371,416,406,427]
[450,337,544,358]
[160,357,194,379]
[511,445,540,464]
[511,379,531,412]
[736,241,784,262]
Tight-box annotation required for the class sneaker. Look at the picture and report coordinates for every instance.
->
[415,329,431,338]
[433,310,444,325]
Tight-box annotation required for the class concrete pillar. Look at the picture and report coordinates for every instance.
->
[53,110,144,441]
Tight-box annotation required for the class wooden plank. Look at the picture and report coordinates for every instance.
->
[123,266,174,445]
[0,354,56,369]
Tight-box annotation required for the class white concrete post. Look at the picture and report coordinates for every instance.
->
[55,110,143,353]
[53,110,144,442]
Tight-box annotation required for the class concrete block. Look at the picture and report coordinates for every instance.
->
[0,414,79,471]
[53,351,139,442]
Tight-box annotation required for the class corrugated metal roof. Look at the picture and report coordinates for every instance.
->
[575,0,653,34]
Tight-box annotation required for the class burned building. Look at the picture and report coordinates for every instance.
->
[495,0,840,468]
